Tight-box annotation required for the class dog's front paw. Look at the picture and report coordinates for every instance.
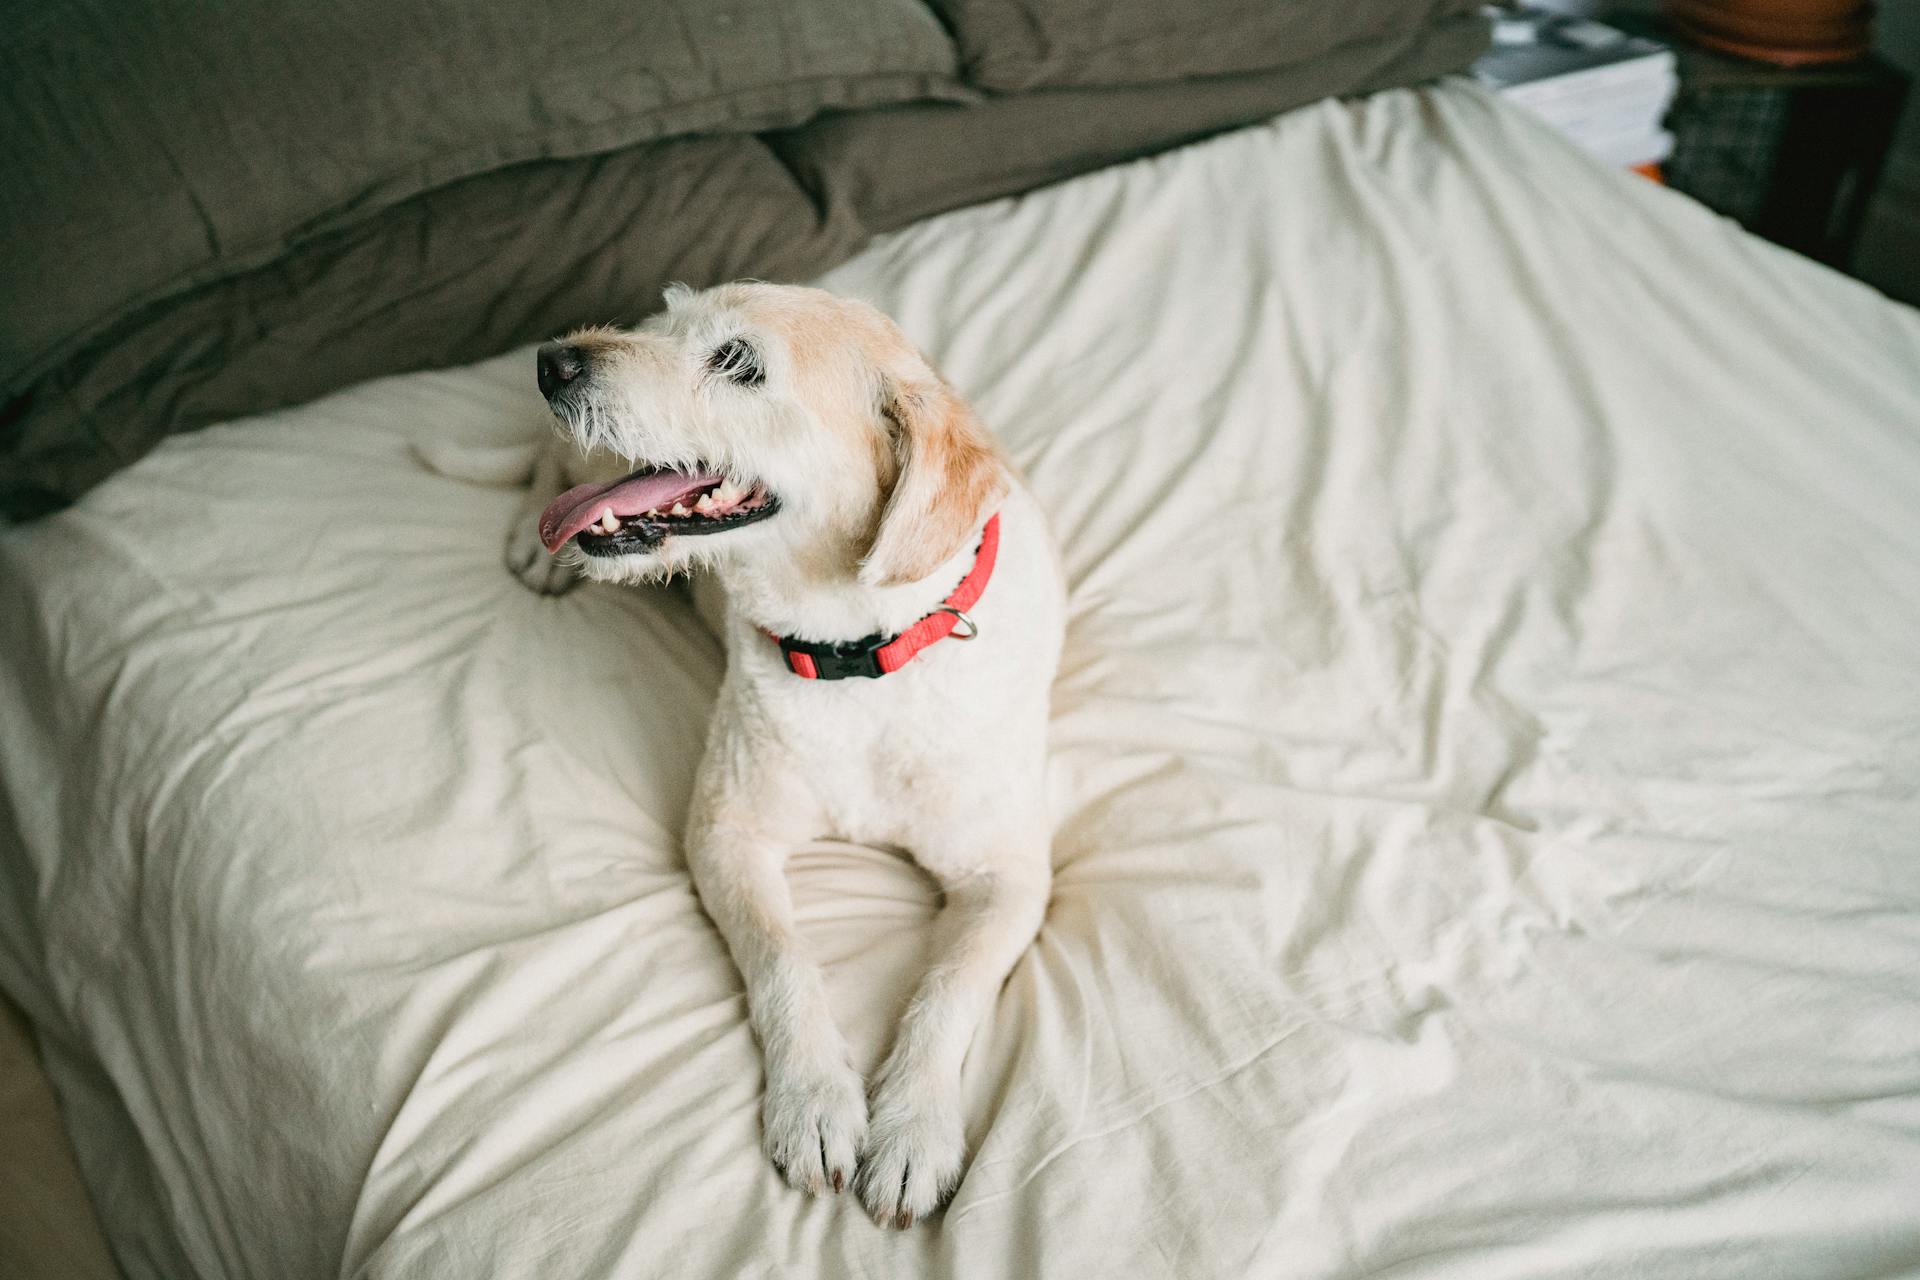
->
[854,1066,965,1229]
[505,516,577,596]
[764,1056,868,1197]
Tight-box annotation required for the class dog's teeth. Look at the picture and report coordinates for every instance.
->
[670,502,689,516]
[598,510,620,533]
[694,493,715,512]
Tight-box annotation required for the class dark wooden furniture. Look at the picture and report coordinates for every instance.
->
[1613,11,1910,269]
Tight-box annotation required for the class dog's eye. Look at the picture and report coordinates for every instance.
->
[706,337,765,389]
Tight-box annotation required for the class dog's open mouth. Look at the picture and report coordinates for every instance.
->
[538,466,779,557]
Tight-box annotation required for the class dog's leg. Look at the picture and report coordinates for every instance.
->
[411,438,539,486]
[855,854,1049,1227]
[688,805,867,1198]
[505,438,579,596]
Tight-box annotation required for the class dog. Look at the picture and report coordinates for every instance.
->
[506,282,1065,1227]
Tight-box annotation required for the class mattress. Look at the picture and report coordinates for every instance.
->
[3,81,1919,1278]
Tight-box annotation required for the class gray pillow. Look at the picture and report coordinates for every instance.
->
[925,0,1484,91]
[0,0,963,400]
[1,135,864,520]
[770,14,1489,234]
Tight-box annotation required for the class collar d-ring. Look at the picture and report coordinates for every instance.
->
[934,606,979,639]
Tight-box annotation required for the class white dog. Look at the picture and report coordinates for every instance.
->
[506,282,1064,1227]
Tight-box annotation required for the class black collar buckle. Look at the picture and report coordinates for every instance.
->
[779,631,889,680]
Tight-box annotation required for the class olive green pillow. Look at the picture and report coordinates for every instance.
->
[2,135,865,519]
[0,0,963,401]
[925,0,1484,91]
[769,14,1490,234]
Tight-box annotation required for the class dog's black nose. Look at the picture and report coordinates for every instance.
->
[537,342,587,401]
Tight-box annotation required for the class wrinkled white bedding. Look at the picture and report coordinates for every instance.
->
[4,82,1919,1279]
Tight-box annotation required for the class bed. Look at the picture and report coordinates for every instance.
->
[4,70,1920,1280]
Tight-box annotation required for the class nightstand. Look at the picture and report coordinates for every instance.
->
[1611,11,1911,269]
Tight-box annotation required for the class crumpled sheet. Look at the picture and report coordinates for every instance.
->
[2,82,1918,1279]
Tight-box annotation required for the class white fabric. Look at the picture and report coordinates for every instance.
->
[3,82,1919,1279]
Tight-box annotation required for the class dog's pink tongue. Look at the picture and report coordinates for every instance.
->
[537,468,720,552]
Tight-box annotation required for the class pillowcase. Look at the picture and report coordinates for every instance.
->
[769,13,1490,234]
[0,0,963,402]
[924,0,1484,91]
[1,135,865,519]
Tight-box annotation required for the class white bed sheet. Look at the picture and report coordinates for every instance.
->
[3,82,1919,1279]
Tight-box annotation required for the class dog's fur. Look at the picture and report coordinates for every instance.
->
[507,283,1064,1226]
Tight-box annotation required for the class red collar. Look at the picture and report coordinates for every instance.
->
[772,514,1001,680]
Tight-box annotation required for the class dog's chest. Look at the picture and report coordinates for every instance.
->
[712,490,1062,859]
[774,670,1007,847]
[725,635,1044,860]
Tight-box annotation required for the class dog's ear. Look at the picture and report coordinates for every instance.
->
[860,378,1008,588]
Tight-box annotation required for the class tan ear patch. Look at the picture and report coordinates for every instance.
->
[860,381,1008,588]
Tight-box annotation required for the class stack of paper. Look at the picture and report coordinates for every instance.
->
[1475,5,1678,169]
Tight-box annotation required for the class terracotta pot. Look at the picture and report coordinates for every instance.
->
[1665,0,1874,64]
[1670,0,1871,51]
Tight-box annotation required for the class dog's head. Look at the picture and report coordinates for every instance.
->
[535,282,1007,589]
